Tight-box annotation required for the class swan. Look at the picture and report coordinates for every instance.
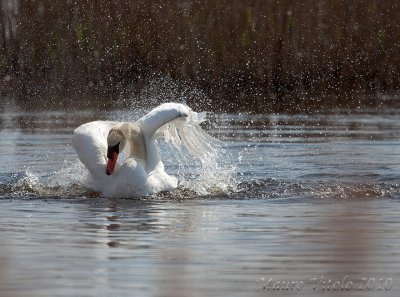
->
[72,103,216,198]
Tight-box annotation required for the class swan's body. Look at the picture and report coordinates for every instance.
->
[72,103,211,198]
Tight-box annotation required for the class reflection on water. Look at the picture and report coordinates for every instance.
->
[0,99,400,296]
[1,198,400,297]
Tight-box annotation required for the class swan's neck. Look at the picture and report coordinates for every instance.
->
[116,123,147,166]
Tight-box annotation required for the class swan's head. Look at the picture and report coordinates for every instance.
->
[105,128,125,175]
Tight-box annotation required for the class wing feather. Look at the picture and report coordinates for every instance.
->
[136,103,190,138]
[72,121,116,180]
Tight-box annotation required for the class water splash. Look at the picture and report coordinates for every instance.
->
[158,112,237,197]
[117,75,212,113]
[4,161,91,199]
[1,107,237,199]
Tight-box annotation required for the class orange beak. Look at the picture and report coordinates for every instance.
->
[105,152,118,175]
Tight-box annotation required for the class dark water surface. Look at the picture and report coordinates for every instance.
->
[1,100,400,297]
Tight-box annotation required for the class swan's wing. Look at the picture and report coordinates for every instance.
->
[72,121,117,180]
[136,103,193,173]
[136,103,191,139]
[136,102,221,174]
[159,108,222,159]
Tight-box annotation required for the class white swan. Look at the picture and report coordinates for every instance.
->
[72,103,216,198]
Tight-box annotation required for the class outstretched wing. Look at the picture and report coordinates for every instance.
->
[72,120,117,180]
[136,103,191,138]
[136,102,222,173]
[136,103,192,173]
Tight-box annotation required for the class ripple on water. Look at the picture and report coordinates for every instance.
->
[1,106,400,297]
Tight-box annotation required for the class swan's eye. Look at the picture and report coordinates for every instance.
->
[107,142,120,159]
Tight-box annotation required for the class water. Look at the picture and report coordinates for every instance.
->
[1,99,400,297]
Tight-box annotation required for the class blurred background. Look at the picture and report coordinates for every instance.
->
[1,2,400,297]
[1,0,399,112]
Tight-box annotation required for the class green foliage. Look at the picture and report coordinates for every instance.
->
[76,23,87,51]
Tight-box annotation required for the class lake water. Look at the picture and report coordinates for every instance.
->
[1,99,400,297]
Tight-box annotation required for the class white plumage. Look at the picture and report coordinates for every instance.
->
[72,103,215,198]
